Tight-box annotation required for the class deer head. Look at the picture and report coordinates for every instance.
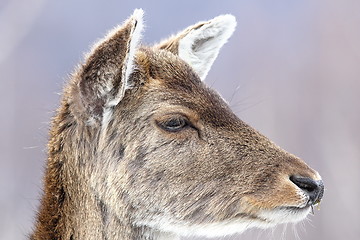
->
[32,9,324,240]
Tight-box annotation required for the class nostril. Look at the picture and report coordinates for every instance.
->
[290,175,324,205]
[290,175,317,192]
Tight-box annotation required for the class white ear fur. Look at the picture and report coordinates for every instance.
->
[98,9,144,139]
[108,8,144,107]
[178,14,236,80]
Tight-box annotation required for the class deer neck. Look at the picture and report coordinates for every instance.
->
[33,158,178,240]
[31,105,178,240]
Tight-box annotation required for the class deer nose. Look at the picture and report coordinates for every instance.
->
[290,175,324,205]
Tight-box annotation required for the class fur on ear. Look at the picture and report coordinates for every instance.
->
[77,9,144,122]
[110,9,144,107]
[156,14,236,80]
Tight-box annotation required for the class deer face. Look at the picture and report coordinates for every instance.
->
[74,9,323,238]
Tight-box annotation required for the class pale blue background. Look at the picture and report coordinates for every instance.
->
[1,0,359,239]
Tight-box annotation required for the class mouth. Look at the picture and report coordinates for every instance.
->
[257,204,313,225]
[282,205,312,215]
[285,201,322,215]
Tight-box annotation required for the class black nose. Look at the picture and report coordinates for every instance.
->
[290,175,324,205]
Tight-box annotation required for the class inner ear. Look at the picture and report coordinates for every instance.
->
[155,14,236,80]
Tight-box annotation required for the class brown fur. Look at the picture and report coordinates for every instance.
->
[31,10,323,240]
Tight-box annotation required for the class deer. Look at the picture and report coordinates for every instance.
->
[31,9,324,240]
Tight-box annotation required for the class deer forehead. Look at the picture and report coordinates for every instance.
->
[131,49,240,126]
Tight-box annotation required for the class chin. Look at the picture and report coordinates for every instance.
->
[148,206,312,239]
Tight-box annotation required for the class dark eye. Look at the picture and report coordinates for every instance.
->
[159,117,188,132]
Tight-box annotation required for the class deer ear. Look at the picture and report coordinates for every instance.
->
[156,14,236,80]
[77,9,144,121]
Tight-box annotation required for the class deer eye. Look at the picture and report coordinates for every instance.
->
[158,117,188,132]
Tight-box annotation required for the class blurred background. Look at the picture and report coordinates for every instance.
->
[1,0,359,239]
